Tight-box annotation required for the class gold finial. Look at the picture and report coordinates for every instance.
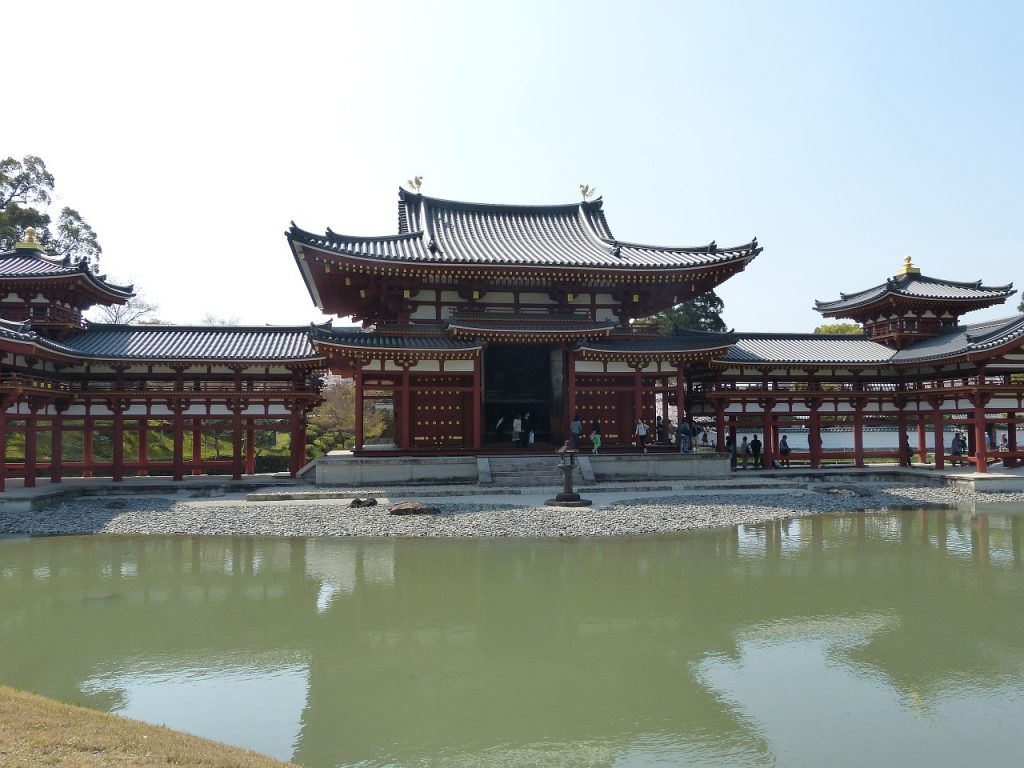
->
[896,255,920,276]
[579,183,596,200]
[15,226,44,252]
[407,176,422,192]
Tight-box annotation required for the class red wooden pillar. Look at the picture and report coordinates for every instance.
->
[567,352,577,436]
[715,402,726,452]
[192,418,203,475]
[0,406,7,492]
[974,403,988,474]
[400,366,412,449]
[231,405,243,481]
[917,417,928,464]
[1007,413,1018,468]
[633,367,643,424]
[896,409,908,466]
[289,407,304,477]
[172,409,185,481]
[853,404,865,468]
[24,405,38,488]
[138,418,149,477]
[112,403,125,483]
[82,417,94,478]
[676,365,687,421]
[471,359,481,450]
[245,421,256,475]
[761,405,773,469]
[932,409,945,469]
[50,410,63,483]
[354,369,364,451]
[809,403,822,469]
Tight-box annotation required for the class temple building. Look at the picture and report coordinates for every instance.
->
[289,188,1024,476]
[2,188,1024,491]
[288,189,760,451]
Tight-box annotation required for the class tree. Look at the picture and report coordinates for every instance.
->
[88,289,159,324]
[201,313,240,326]
[1019,295,1023,313]
[813,322,863,335]
[651,290,727,334]
[0,155,102,268]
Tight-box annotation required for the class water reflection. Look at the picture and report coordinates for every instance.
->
[0,507,1022,767]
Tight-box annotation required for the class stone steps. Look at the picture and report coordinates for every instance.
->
[484,457,583,487]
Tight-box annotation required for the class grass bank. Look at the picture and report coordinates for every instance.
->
[0,685,296,767]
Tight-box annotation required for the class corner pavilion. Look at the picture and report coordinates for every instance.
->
[2,188,1024,491]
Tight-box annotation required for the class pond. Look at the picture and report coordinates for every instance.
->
[1,508,1022,767]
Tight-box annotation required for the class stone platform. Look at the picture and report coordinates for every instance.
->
[299,451,731,486]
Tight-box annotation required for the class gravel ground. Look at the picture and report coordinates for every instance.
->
[2,483,1023,538]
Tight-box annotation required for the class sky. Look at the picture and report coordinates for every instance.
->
[6,0,1023,332]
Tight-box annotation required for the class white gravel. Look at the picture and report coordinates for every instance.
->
[2,484,1022,538]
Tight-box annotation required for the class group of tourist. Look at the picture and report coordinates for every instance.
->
[494,412,535,449]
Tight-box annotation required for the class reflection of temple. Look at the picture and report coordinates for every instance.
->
[1,515,1022,766]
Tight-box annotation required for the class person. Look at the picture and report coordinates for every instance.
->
[950,432,963,465]
[634,418,649,453]
[779,435,791,467]
[521,412,531,449]
[999,434,1009,452]
[749,434,762,468]
[726,434,737,470]
[676,419,693,454]
[590,419,602,454]
[740,436,750,468]
[701,430,709,447]
[900,432,911,466]
[570,413,583,450]
[987,431,996,451]
[495,415,505,443]
[512,415,522,447]
[655,415,664,444]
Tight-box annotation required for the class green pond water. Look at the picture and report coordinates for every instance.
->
[1,508,1023,767]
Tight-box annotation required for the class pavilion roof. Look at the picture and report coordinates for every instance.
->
[575,329,736,360]
[289,189,761,271]
[892,314,1024,363]
[0,248,134,300]
[309,323,482,352]
[59,324,319,362]
[719,333,895,365]
[815,272,1014,316]
[447,311,618,339]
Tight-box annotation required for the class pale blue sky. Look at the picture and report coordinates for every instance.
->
[7,1,1022,331]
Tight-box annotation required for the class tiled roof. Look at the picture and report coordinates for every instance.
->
[721,333,895,365]
[816,273,1014,315]
[289,189,761,271]
[310,324,482,351]
[0,249,134,297]
[61,325,319,361]
[0,317,35,341]
[577,329,735,354]
[447,312,617,336]
[893,314,1024,363]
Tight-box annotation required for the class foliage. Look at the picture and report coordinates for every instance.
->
[813,322,863,335]
[1019,295,1023,313]
[201,313,240,326]
[652,290,727,334]
[307,376,385,454]
[0,155,102,268]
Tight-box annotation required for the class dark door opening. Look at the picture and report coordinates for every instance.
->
[483,343,554,446]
